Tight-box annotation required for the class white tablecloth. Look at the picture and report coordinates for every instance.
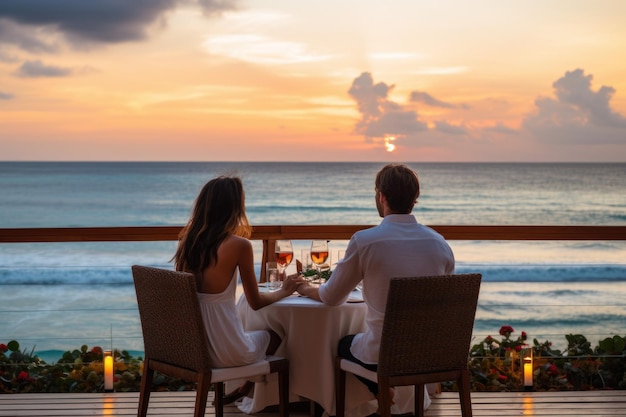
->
[235,290,428,416]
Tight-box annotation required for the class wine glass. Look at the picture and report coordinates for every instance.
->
[310,240,329,281]
[275,240,294,280]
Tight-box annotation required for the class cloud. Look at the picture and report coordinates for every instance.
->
[0,48,20,63]
[348,72,428,141]
[15,60,72,77]
[0,91,14,99]
[0,18,58,53]
[484,123,518,134]
[410,91,469,109]
[434,121,468,135]
[348,69,626,154]
[523,69,626,145]
[204,34,330,65]
[0,0,237,48]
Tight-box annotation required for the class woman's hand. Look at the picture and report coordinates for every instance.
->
[294,279,321,301]
[281,272,306,294]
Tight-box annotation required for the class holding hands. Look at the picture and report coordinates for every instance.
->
[280,272,307,294]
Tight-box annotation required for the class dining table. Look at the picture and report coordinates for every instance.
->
[233,286,427,416]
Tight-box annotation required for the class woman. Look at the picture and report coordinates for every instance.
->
[173,175,302,403]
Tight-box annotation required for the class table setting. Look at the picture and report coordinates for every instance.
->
[230,240,422,416]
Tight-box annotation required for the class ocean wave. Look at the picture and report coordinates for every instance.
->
[478,313,626,330]
[456,264,626,282]
[1,263,625,285]
[0,267,138,285]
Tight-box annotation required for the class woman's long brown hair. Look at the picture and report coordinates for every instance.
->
[173,176,251,273]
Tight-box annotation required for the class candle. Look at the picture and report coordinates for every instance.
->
[104,350,114,391]
[523,354,533,391]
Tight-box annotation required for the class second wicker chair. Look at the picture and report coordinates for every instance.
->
[335,273,482,417]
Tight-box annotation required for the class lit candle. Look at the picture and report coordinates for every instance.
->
[523,354,533,391]
[104,350,114,391]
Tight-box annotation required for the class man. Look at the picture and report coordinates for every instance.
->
[296,163,454,405]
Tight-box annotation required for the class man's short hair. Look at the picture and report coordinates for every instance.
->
[375,164,420,214]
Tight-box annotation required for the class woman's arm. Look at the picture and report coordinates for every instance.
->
[237,238,304,310]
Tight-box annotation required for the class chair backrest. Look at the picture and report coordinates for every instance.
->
[132,265,211,372]
[378,273,482,377]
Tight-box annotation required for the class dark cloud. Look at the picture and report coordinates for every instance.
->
[0,0,237,47]
[0,18,58,53]
[410,91,469,109]
[16,60,72,77]
[348,72,392,119]
[348,72,427,140]
[523,69,626,145]
[0,91,14,99]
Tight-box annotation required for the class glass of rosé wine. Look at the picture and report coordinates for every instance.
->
[310,240,330,280]
[275,240,294,281]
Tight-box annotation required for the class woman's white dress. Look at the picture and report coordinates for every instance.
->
[197,269,270,368]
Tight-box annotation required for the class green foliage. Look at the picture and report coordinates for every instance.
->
[301,268,332,281]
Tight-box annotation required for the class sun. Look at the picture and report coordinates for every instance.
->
[384,136,396,152]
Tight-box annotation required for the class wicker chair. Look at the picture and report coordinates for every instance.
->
[335,273,482,417]
[132,265,289,417]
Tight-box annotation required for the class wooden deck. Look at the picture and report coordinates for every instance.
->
[1,391,625,417]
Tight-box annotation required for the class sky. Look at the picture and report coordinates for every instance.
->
[1,0,626,162]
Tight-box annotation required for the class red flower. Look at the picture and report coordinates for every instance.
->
[499,325,514,336]
[521,331,527,340]
[547,364,559,376]
[0,344,7,353]
[17,371,30,381]
[91,346,103,355]
[514,345,522,352]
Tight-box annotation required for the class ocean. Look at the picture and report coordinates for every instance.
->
[1,162,625,362]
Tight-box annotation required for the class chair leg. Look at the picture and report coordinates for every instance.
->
[194,373,211,417]
[278,366,289,417]
[415,383,425,417]
[334,358,346,417]
[458,370,473,417]
[377,378,392,417]
[137,361,154,417]
[214,382,225,417]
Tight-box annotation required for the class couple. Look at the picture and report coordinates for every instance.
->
[172,164,455,410]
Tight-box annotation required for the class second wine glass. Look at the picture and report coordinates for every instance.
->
[310,240,329,280]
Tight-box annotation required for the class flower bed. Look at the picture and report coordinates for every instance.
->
[463,326,626,392]
[0,341,193,393]
[2,327,625,393]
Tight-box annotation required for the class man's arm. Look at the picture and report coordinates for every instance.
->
[296,283,322,301]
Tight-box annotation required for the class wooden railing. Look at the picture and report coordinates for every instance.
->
[2,225,625,281]
[3,225,625,243]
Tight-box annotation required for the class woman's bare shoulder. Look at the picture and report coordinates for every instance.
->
[221,235,252,251]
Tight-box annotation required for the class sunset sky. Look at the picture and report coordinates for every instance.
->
[1,0,625,162]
